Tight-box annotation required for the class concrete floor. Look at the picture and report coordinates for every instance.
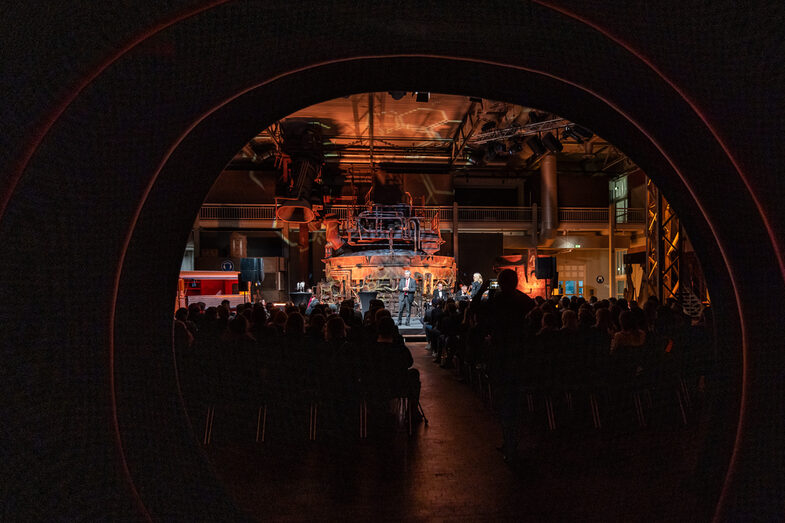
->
[203,342,712,522]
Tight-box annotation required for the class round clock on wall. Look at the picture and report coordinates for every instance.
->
[596,275,605,284]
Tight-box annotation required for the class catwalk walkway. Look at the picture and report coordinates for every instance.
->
[204,342,709,521]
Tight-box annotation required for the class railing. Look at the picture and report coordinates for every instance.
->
[558,207,645,224]
[616,207,645,224]
[199,204,644,225]
[559,207,609,222]
[199,204,276,221]
[457,206,533,222]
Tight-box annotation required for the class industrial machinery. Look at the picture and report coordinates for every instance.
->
[321,203,456,314]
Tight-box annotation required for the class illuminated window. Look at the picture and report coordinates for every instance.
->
[557,264,586,297]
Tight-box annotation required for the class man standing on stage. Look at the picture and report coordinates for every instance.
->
[397,269,416,326]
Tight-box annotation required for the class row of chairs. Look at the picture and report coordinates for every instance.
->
[447,343,697,432]
[199,385,425,445]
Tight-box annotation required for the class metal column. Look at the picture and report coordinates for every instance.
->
[608,203,615,299]
[452,201,459,267]
[644,178,681,302]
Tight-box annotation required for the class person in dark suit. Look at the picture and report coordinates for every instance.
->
[431,282,450,306]
[397,269,416,326]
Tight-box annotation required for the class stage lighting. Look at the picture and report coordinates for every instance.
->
[415,91,430,102]
[527,136,547,156]
[562,126,584,143]
[574,125,594,140]
[481,121,496,133]
[388,91,406,100]
[542,132,563,153]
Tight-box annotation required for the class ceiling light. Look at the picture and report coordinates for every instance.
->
[573,125,594,140]
[562,126,584,144]
[481,121,496,133]
[527,136,547,156]
[542,132,563,153]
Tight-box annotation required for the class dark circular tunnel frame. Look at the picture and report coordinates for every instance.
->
[118,57,748,519]
[2,3,783,521]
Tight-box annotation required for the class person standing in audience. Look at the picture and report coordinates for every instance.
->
[486,269,535,463]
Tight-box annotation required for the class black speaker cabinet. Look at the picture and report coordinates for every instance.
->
[535,256,557,279]
[240,257,264,283]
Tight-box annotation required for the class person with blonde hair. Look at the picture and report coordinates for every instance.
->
[470,272,483,299]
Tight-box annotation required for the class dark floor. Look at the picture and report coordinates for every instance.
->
[202,343,714,522]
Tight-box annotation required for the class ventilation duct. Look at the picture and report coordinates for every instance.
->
[275,121,324,223]
[540,152,558,242]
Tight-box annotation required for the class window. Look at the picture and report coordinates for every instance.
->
[615,249,627,276]
[557,264,586,297]
[611,175,629,223]
[615,249,628,299]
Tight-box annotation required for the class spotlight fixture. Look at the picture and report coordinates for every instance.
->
[562,126,584,144]
[388,91,406,100]
[573,125,594,140]
[527,136,547,156]
[415,91,430,103]
[542,131,563,153]
[481,121,497,133]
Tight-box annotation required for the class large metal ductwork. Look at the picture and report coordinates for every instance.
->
[275,121,324,224]
[540,152,558,244]
[323,213,345,251]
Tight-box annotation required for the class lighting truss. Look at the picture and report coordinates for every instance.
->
[469,118,570,144]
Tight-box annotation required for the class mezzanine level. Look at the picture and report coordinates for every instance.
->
[197,204,644,233]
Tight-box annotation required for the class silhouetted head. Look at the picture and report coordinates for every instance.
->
[285,312,304,336]
[561,309,578,330]
[175,308,188,322]
[377,316,396,340]
[497,268,518,292]
[541,312,559,331]
[229,315,248,336]
[578,309,595,327]
[308,313,326,335]
[325,316,346,341]
[375,308,392,322]
[619,310,637,332]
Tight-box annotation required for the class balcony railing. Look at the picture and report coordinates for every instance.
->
[198,204,644,226]
[199,204,276,221]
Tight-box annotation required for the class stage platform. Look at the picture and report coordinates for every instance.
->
[395,317,426,339]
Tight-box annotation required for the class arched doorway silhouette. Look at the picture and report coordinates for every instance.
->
[1,3,782,520]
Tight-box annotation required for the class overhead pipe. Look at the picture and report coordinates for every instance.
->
[540,152,559,246]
